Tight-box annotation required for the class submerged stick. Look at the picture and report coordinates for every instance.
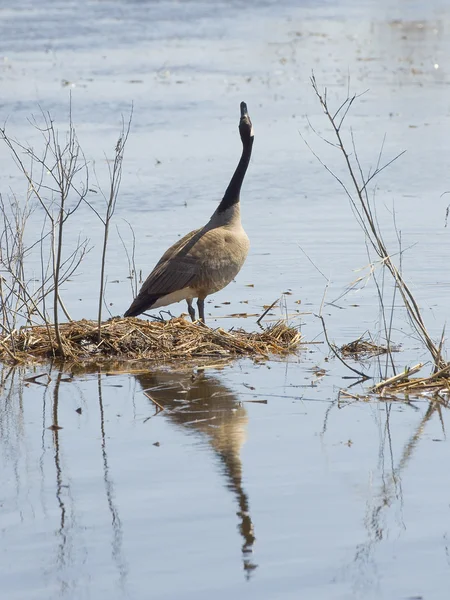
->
[143,391,165,411]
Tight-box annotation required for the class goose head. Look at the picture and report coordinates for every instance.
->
[239,102,254,144]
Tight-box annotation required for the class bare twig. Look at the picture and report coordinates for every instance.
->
[117,220,138,298]
[256,298,279,326]
[93,108,133,343]
[1,100,89,356]
[307,73,445,372]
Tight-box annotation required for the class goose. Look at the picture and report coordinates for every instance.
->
[124,101,254,323]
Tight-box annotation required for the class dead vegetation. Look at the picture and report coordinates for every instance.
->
[0,316,301,365]
[340,334,395,359]
[307,74,450,397]
[0,102,131,358]
[371,362,450,397]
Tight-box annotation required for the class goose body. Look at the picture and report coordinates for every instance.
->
[124,102,254,322]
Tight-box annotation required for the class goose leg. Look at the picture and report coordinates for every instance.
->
[197,298,206,323]
[187,299,196,322]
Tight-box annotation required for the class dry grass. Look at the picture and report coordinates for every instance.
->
[371,362,450,397]
[0,316,301,365]
[340,335,396,359]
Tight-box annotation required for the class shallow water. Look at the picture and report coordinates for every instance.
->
[1,0,450,598]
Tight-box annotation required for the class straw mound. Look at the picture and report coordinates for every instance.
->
[0,317,301,364]
[340,337,396,359]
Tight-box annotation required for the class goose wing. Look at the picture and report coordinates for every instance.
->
[124,228,203,316]
[142,252,199,296]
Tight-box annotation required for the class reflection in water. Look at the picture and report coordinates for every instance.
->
[0,363,254,597]
[367,401,438,533]
[321,394,447,593]
[0,366,23,511]
[339,400,443,593]
[134,370,257,577]
[97,373,129,591]
[48,370,128,596]
[0,366,129,598]
[51,372,68,578]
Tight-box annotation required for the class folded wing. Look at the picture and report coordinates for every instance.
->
[124,228,203,317]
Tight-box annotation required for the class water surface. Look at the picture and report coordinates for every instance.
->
[1,0,450,598]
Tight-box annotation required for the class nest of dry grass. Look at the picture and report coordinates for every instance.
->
[0,317,301,365]
[340,335,396,359]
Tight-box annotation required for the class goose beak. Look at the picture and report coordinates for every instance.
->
[240,101,248,117]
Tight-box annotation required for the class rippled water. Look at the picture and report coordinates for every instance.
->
[2,0,450,598]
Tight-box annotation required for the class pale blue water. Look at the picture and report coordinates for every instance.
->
[1,0,450,598]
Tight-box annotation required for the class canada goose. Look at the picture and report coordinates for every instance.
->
[124,101,254,323]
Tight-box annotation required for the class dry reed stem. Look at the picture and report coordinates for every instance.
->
[374,366,450,397]
[371,363,424,392]
[308,74,447,379]
[0,317,301,365]
[371,357,450,398]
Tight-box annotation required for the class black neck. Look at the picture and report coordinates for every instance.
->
[217,137,253,213]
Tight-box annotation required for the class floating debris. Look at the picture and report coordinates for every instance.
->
[372,362,450,398]
[48,424,63,431]
[340,335,397,359]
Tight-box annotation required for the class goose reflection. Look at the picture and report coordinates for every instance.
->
[134,370,257,577]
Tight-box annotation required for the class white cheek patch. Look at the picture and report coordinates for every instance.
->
[250,125,254,137]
